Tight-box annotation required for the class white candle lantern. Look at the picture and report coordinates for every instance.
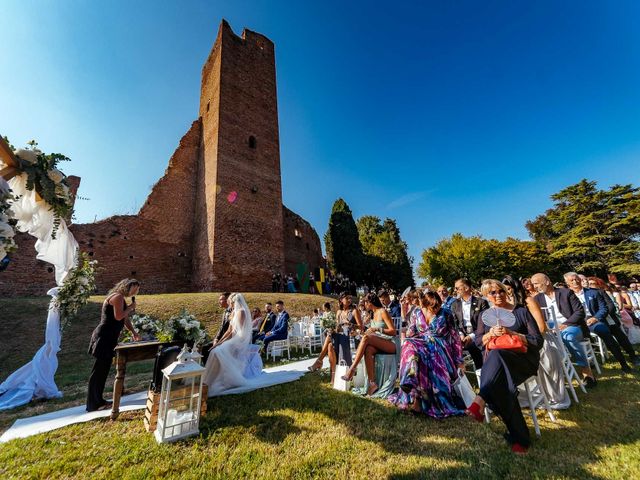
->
[154,344,205,443]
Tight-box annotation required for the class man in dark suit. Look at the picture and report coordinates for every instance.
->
[255,300,289,351]
[378,289,401,318]
[531,273,597,386]
[253,303,276,343]
[451,278,489,369]
[586,278,640,367]
[436,285,457,311]
[564,272,633,372]
[213,292,233,345]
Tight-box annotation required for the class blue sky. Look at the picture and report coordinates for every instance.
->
[2,1,639,278]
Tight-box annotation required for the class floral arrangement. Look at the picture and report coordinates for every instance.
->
[0,179,17,260]
[157,309,209,345]
[321,311,337,331]
[121,314,162,342]
[13,140,73,239]
[55,251,98,331]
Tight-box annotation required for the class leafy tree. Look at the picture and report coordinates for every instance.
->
[324,199,366,281]
[526,179,640,278]
[417,234,560,286]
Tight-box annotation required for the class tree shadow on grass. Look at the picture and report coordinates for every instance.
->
[199,369,640,479]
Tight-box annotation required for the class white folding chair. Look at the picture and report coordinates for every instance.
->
[541,306,585,400]
[267,337,291,361]
[580,340,601,375]
[590,332,608,364]
[302,323,323,354]
[518,376,558,437]
[289,322,304,351]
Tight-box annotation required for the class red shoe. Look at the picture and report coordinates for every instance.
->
[511,443,528,454]
[465,402,484,422]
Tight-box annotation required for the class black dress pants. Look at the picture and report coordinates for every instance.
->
[86,356,112,411]
[589,322,629,368]
[465,342,484,369]
[479,350,533,447]
[609,323,638,360]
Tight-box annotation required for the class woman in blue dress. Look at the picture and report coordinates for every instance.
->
[389,290,465,417]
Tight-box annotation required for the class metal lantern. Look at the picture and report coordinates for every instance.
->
[154,344,205,443]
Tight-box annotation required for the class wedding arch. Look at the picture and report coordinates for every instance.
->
[0,135,94,411]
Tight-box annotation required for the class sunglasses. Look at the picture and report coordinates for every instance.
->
[488,290,506,297]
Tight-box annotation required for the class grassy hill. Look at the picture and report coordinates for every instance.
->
[1,293,640,479]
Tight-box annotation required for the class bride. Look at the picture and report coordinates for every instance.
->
[202,293,305,396]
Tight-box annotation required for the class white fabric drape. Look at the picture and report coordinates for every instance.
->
[0,173,78,410]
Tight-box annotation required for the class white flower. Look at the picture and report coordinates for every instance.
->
[14,149,39,165]
[79,276,89,286]
[47,168,65,184]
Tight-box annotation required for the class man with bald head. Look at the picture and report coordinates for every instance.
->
[532,273,597,386]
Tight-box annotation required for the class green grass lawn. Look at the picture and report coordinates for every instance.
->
[1,293,640,479]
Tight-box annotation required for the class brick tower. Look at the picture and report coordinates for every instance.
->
[192,20,285,291]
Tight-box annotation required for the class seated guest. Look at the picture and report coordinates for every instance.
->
[466,280,544,454]
[531,273,596,385]
[436,285,456,311]
[308,301,354,382]
[253,303,276,343]
[565,272,634,372]
[87,279,141,412]
[588,277,640,367]
[379,289,401,318]
[255,300,289,351]
[521,277,537,297]
[451,278,489,369]
[251,307,263,332]
[389,290,464,417]
[341,292,396,395]
[506,275,569,408]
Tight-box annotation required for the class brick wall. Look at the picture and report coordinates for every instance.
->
[0,20,324,297]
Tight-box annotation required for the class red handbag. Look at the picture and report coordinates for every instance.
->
[487,333,527,353]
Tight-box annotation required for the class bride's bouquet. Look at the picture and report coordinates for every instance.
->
[321,311,337,331]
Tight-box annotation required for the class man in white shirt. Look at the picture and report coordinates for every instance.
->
[451,278,488,369]
[531,273,596,386]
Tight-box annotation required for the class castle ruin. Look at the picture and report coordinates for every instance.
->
[0,20,324,296]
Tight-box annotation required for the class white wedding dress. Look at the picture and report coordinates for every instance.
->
[203,293,304,396]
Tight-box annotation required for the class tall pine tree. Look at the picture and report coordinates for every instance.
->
[526,179,640,277]
[324,199,366,281]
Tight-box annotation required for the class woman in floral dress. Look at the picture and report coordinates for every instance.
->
[389,290,465,417]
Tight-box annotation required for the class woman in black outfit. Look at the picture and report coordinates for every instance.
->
[466,279,543,454]
[86,278,140,411]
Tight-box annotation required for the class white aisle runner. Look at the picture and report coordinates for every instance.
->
[0,358,320,443]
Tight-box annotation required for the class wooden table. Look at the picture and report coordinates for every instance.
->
[111,341,181,420]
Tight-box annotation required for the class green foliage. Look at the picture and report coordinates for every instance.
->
[357,215,414,290]
[418,233,557,286]
[325,200,414,290]
[324,198,366,281]
[14,141,73,239]
[526,179,640,278]
[56,252,98,331]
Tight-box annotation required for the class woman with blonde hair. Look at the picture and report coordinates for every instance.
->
[466,279,543,454]
[86,278,140,411]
